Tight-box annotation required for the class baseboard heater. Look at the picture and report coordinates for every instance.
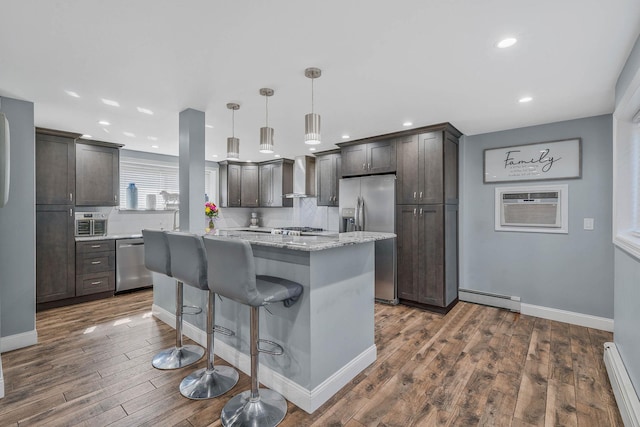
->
[458,288,521,312]
[604,342,640,427]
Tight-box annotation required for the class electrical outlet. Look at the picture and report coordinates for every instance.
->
[584,218,594,230]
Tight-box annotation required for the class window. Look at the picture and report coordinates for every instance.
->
[613,84,640,259]
[119,154,218,210]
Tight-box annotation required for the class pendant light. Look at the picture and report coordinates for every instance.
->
[226,103,240,160]
[304,67,321,145]
[259,88,275,153]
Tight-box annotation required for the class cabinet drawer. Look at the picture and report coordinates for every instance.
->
[77,252,115,274]
[76,272,115,296]
[76,240,115,254]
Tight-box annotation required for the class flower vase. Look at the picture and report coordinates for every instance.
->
[206,219,215,234]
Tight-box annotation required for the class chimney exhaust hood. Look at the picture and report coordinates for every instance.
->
[284,155,316,198]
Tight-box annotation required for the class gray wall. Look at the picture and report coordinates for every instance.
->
[460,114,614,318]
[0,96,35,339]
[613,32,640,395]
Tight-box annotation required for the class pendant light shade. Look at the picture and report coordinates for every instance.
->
[259,88,275,153]
[226,103,240,160]
[304,67,322,145]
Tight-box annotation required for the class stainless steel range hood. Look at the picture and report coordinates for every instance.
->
[284,155,316,198]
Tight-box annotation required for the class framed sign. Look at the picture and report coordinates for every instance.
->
[484,138,581,183]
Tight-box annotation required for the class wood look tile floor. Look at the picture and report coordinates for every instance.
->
[0,290,622,426]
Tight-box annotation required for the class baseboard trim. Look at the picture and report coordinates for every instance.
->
[0,355,4,399]
[0,329,38,353]
[520,303,614,332]
[152,304,377,413]
[459,288,521,312]
[604,342,640,427]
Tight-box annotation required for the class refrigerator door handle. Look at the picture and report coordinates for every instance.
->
[358,196,365,231]
[354,196,360,231]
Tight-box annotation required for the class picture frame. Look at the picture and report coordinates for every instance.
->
[483,138,582,183]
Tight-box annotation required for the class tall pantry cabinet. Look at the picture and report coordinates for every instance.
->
[395,125,460,312]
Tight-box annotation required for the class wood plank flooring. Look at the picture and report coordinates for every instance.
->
[0,290,622,426]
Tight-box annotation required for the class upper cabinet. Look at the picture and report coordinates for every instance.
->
[396,130,459,205]
[75,140,121,206]
[241,164,259,207]
[340,139,396,177]
[315,150,341,206]
[259,159,293,207]
[220,161,259,208]
[36,130,76,205]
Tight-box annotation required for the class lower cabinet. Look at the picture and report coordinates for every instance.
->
[75,240,116,296]
[396,204,458,311]
[36,205,76,304]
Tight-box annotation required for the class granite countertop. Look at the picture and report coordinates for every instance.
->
[222,227,340,237]
[207,230,395,252]
[75,233,143,242]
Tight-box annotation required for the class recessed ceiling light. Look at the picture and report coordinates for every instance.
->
[518,96,533,103]
[274,154,281,158]
[137,107,154,115]
[212,154,218,158]
[65,90,80,98]
[101,98,120,107]
[205,124,214,129]
[497,38,517,49]
[81,134,92,139]
[123,131,136,137]
[403,121,413,127]
[102,128,110,134]
[309,147,316,151]
[342,135,350,139]
[147,136,158,141]
[151,145,159,149]
[246,160,252,163]
[98,120,111,126]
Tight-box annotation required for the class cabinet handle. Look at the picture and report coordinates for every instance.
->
[413,192,417,199]
[91,245,102,248]
[413,208,417,217]
[91,261,101,265]
[256,199,258,204]
[362,163,366,170]
[114,194,118,202]
[368,163,370,170]
[419,208,423,216]
[69,208,73,217]
[70,193,73,202]
[91,281,103,285]
[419,191,423,199]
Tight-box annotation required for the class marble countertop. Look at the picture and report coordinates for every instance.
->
[207,230,395,252]
[75,233,143,242]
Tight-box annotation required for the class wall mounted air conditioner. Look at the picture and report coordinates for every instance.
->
[0,112,9,208]
[495,184,568,234]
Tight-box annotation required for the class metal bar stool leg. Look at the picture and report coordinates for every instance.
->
[221,306,287,427]
[152,281,205,370]
[180,290,239,399]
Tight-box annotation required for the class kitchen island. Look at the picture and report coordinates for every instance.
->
[151,231,394,413]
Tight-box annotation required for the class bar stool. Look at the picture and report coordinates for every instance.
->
[142,229,204,370]
[166,231,239,400]
[203,236,303,427]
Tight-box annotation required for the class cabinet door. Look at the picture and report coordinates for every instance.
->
[419,132,443,204]
[396,135,420,204]
[418,205,444,306]
[259,164,273,206]
[75,143,119,206]
[36,134,75,205]
[396,205,420,301]
[36,205,75,303]
[334,154,341,206]
[367,140,396,174]
[241,165,259,207]
[316,155,334,206]
[226,164,242,207]
[443,133,459,204]
[269,162,285,207]
[341,144,367,177]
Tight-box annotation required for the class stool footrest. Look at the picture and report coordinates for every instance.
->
[258,339,284,356]
[182,304,202,316]
[213,325,235,336]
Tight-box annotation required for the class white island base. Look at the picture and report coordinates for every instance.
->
[152,232,390,413]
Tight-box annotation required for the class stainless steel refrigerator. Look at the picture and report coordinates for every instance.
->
[339,175,397,304]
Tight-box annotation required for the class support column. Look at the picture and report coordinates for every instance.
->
[178,108,205,233]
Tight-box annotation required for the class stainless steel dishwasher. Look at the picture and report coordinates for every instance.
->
[116,237,153,293]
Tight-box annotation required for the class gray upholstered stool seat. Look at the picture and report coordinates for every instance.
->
[203,236,303,427]
[142,229,204,370]
[166,231,239,400]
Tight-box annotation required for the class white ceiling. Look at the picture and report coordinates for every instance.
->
[1,1,639,161]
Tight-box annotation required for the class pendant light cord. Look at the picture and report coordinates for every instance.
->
[231,109,235,138]
[311,78,315,114]
[265,95,269,127]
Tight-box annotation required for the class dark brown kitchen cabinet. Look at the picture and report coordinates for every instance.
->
[241,165,259,207]
[36,132,76,205]
[396,204,458,311]
[75,141,120,206]
[36,205,76,304]
[76,240,115,296]
[341,139,396,177]
[315,150,341,206]
[259,159,293,207]
[396,131,458,205]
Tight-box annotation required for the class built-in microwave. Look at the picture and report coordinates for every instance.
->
[75,212,108,236]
